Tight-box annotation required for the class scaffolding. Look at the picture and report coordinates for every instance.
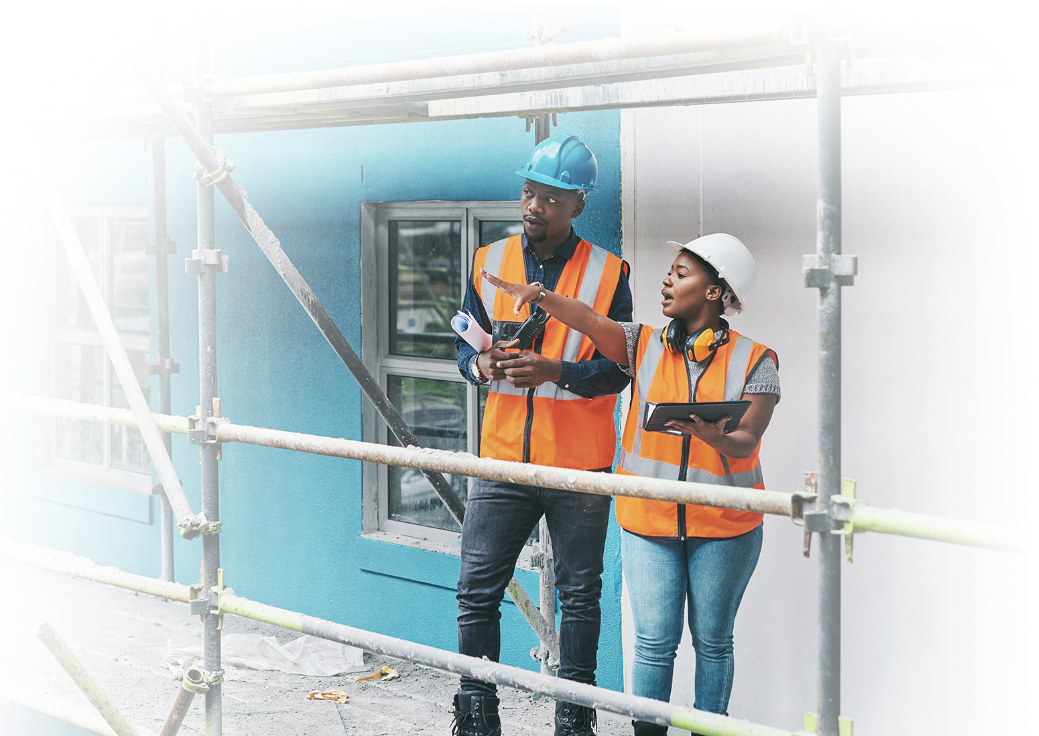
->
[2,14,1020,736]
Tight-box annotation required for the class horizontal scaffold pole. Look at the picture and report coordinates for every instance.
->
[218,590,795,735]
[42,14,964,110]
[0,395,192,435]
[1,539,193,602]
[2,540,798,736]
[1,396,1021,551]
[210,419,794,515]
[34,184,203,540]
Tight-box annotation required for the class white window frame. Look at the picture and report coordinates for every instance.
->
[37,205,153,495]
[360,200,524,551]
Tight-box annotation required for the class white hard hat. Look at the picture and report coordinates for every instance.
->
[667,234,757,316]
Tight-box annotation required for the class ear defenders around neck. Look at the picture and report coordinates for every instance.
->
[663,320,730,362]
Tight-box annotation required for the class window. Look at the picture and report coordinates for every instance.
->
[42,206,152,494]
[361,201,523,546]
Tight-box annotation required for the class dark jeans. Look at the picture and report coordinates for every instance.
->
[456,477,612,695]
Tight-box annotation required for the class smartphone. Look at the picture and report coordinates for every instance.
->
[492,310,551,351]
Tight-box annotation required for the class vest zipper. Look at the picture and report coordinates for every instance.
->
[677,435,691,540]
[675,347,698,541]
[522,311,547,465]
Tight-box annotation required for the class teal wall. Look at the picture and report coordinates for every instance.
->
[4,7,628,692]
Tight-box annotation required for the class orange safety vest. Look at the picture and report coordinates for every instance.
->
[472,234,624,470]
[616,324,778,538]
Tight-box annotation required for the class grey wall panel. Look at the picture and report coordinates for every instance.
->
[621,88,1032,735]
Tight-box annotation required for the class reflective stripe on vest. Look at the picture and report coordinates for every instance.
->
[479,238,508,319]
[481,238,611,402]
[474,234,622,470]
[615,324,774,538]
[619,328,761,485]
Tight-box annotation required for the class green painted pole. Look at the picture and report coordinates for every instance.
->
[36,623,141,736]
[2,685,120,736]
[217,591,798,735]
[851,506,1019,552]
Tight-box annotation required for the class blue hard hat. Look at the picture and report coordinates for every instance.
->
[515,134,598,193]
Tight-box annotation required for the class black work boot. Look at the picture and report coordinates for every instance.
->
[555,700,597,736]
[632,719,668,735]
[452,691,502,736]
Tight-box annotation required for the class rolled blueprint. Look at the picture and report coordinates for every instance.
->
[451,310,492,352]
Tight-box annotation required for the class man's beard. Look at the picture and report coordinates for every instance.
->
[524,223,547,244]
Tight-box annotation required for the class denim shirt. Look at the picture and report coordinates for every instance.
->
[454,229,633,398]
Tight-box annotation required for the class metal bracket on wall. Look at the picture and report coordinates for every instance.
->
[150,357,181,379]
[802,253,857,288]
[185,249,229,274]
[804,711,854,735]
[210,568,227,630]
[796,473,863,560]
[791,13,856,78]
[147,236,178,256]
[189,399,225,463]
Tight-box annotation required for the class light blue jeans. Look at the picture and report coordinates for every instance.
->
[621,525,763,716]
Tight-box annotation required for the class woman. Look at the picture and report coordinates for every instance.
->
[482,234,779,734]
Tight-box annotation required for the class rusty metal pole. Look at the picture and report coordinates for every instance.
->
[159,667,207,736]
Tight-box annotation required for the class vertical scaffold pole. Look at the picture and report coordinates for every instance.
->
[194,45,223,736]
[533,112,557,681]
[815,30,843,736]
[149,17,177,586]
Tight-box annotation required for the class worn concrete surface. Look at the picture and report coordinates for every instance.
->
[0,557,638,735]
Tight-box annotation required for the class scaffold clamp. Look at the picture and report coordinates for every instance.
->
[181,669,210,694]
[178,512,222,540]
[193,148,235,188]
[185,248,229,274]
[803,253,857,288]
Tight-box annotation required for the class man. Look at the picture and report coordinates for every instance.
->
[452,134,633,736]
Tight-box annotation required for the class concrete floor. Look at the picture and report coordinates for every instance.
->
[0,555,639,736]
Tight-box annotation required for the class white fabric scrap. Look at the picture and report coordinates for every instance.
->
[162,629,365,677]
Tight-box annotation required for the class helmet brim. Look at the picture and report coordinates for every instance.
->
[516,169,596,194]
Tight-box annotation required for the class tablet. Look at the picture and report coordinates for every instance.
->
[642,400,752,435]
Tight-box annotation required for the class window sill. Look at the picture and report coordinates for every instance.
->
[33,464,154,524]
[353,528,540,590]
[39,460,154,495]
[361,530,538,571]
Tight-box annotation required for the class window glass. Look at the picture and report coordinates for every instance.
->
[55,343,104,465]
[387,375,468,531]
[55,218,101,330]
[479,221,524,248]
[110,351,151,473]
[110,220,150,333]
[389,220,462,360]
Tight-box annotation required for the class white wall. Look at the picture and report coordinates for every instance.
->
[619,87,1036,735]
